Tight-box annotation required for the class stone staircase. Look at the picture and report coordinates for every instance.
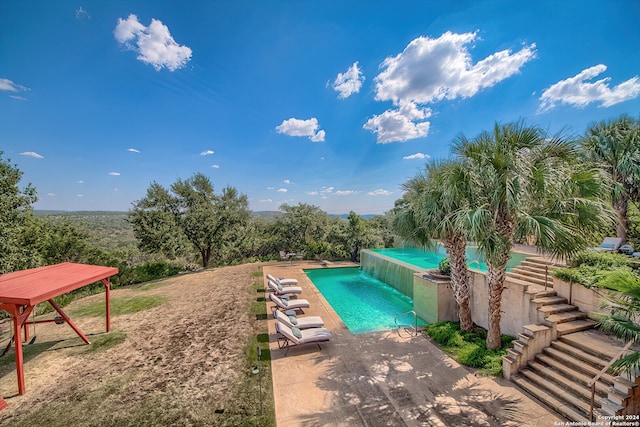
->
[503,257,637,422]
[506,257,556,288]
[512,330,631,422]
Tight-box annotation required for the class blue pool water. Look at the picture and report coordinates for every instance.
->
[369,246,529,272]
[304,267,425,334]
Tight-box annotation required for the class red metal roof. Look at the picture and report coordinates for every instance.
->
[0,262,119,306]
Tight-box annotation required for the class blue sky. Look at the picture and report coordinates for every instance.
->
[2,1,639,215]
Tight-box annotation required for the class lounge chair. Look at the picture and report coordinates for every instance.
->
[587,237,623,252]
[269,293,309,314]
[619,244,634,255]
[267,279,302,295]
[266,273,298,286]
[275,321,332,356]
[274,309,324,329]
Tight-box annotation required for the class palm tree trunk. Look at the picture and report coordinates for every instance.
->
[486,265,506,349]
[444,233,473,331]
[613,196,629,242]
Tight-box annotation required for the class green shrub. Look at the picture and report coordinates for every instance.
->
[425,321,514,376]
[438,257,451,276]
[425,321,459,346]
[115,261,182,287]
[481,353,505,376]
[457,343,486,367]
[554,250,638,289]
[571,251,631,268]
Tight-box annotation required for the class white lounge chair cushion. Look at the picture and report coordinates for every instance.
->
[276,322,331,345]
[269,293,310,311]
[267,280,302,295]
[274,310,324,329]
[267,274,298,286]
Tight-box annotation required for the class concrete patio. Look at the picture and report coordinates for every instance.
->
[265,262,564,426]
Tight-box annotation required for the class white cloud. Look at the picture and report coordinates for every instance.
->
[363,102,431,143]
[0,78,29,93]
[403,152,430,160]
[200,150,214,156]
[114,14,192,71]
[335,190,358,196]
[321,186,334,194]
[538,64,640,112]
[78,180,84,184]
[368,189,393,196]
[260,198,273,203]
[276,117,325,142]
[374,31,536,105]
[75,7,90,20]
[114,188,119,192]
[77,194,84,197]
[127,148,141,153]
[20,151,43,159]
[306,191,319,196]
[211,164,220,169]
[283,179,291,184]
[277,188,288,193]
[109,172,121,176]
[332,62,365,99]
[267,187,275,190]
[47,193,56,197]
[10,95,27,101]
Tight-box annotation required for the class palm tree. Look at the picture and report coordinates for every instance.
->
[454,120,614,349]
[595,271,640,376]
[581,115,640,242]
[393,160,474,331]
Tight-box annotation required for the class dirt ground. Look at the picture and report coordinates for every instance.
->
[0,262,266,426]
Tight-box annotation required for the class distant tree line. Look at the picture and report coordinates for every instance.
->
[128,173,395,268]
[0,154,396,277]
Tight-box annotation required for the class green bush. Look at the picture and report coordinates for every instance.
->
[554,250,638,289]
[425,321,513,376]
[438,257,451,276]
[425,321,459,346]
[458,343,487,368]
[571,251,631,268]
[115,261,181,287]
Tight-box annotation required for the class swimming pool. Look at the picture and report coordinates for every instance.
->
[304,267,426,334]
[369,246,529,272]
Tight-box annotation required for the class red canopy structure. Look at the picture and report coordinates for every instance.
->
[0,262,118,396]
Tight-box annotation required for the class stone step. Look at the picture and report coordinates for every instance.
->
[533,289,557,298]
[532,295,567,306]
[551,340,611,370]
[506,276,552,291]
[507,272,548,286]
[561,331,623,361]
[510,267,549,280]
[556,319,597,336]
[545,310,587,324]
[517,370,595,420]
[538,303,577,315]
[542,347,615,385]
[521,258,561,267]
[515,261,552,273]
[532,356,609,398]
[512,375,591,423]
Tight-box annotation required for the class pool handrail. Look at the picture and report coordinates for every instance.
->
[394,310,418,337]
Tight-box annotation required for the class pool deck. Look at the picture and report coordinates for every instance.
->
[265,261,563,426]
